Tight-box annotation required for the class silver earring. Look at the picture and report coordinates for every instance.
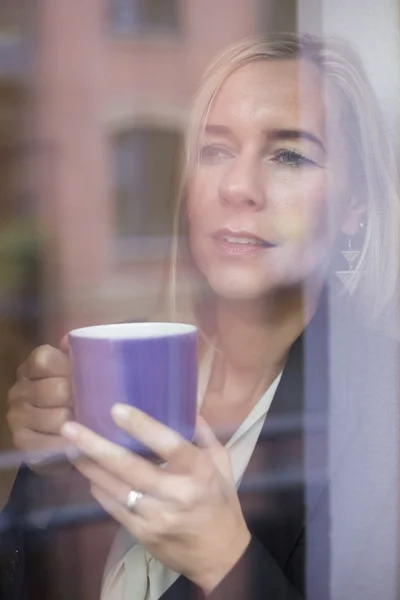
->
[335,222,364,289]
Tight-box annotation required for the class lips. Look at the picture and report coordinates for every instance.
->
[212,229,276,256]
[213,229,276,247]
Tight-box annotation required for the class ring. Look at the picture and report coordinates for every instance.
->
[126,489,143,512]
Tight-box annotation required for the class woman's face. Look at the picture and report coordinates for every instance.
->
[187,58,362,301]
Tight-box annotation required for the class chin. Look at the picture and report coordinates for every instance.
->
[205,269,278,301]
[203,260,318,301]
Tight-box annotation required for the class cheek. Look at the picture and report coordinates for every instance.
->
[269,171,329,242]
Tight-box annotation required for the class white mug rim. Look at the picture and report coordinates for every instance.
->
[69,322,197,340]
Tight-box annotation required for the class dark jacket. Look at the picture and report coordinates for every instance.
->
[0,293,398,600]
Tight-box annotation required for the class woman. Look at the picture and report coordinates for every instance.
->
[2,34,399,600]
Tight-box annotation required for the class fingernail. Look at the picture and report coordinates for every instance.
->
[112,404,132,421]
[61,422,79,439]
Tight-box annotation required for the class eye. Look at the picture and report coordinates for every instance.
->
[273,149,316,168]
[199,144,234,163]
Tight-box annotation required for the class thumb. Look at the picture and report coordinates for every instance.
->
[60,333,69,354]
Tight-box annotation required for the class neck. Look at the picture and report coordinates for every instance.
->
[214,286,320,375]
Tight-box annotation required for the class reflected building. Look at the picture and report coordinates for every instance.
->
[0,0,40,503]
[34,0,293,342]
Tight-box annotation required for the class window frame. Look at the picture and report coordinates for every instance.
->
[111,124,183,262]
[108,0,181,38]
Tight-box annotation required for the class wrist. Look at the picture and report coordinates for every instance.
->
[193,527,252,594]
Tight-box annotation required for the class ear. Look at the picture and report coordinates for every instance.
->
[340,197,366,236]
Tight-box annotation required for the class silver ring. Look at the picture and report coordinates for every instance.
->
[126,489,143,512]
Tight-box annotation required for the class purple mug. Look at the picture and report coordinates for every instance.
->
[69,322,198,455]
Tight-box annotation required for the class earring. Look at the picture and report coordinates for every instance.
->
[335,222,364,289]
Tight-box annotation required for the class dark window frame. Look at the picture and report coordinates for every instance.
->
[108,0,180,37]
[112,125,182,261]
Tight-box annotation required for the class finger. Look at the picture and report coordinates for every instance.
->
[27,405,74,434]
[60,421,167,497]
[111,404,197,464]
[8,379,29,406]
[59,334,69,354]
[31,377,74,409]
[91,486,147,538]
[76,458,174,522]
[91,486,176,548]
[12,427,72,453]
[75,449,190,510]
[25,345,70,380]
[26,443,80,468]
[73,458,133,505]
[8,377,72,410]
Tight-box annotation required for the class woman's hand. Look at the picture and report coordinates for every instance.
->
[61,405,251,593]
[7,338,75,473]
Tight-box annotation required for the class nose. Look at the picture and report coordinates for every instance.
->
[219,153,266,210]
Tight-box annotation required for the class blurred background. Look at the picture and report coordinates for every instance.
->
[0,0,303,499]
[0,0,398,595]
[0,0,399,495]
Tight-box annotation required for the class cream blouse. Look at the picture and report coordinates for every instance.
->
[101,345,282,600]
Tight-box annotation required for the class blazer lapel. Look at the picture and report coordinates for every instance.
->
[238,292,330,579]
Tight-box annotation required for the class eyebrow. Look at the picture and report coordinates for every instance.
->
[204,124,236,139]
[268,128,326,153]
[204,124,326,153]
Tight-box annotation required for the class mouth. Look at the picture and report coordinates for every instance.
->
[212,229,277,256]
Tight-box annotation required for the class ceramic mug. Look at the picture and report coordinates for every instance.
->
[69,322,198,455]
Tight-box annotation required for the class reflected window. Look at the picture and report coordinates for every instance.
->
[109,0,180,34]
[0,0,33,35]
[259,0,297,34]
[112,127,182,257]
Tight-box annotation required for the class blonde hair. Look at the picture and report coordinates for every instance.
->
[164,33,399,332]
